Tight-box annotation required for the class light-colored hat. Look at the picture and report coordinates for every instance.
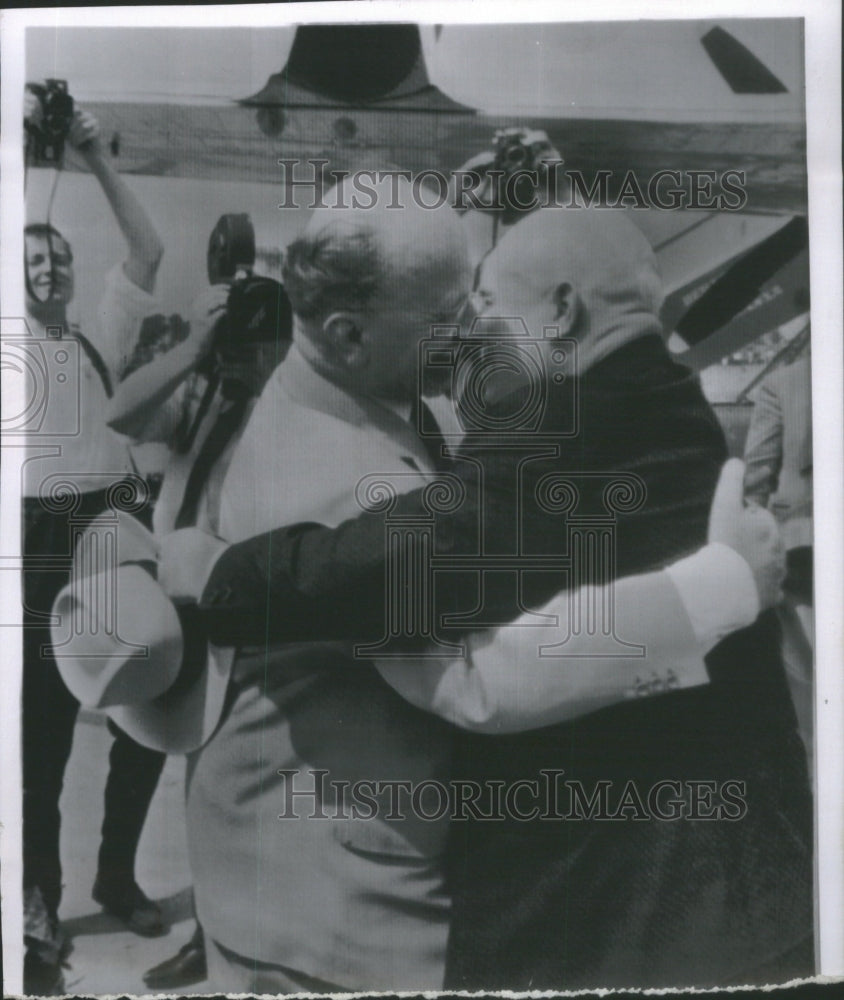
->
[51,512,233,754]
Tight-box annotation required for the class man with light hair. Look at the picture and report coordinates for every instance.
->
[182,179,471,992]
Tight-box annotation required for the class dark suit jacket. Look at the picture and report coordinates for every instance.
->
[200,335,812,989]
[442,336,812,990]
[200,336,717,645]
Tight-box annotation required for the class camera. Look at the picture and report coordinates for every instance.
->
[206,213,292,355]
[25,80,75,167]
[489,128,562,223]
[491,127,556,176]
[492,130,535,172]
[418,317,577,441]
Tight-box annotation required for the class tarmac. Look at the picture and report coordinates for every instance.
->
[57,711,209,996]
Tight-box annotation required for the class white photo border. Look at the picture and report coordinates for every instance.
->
[1,1,841,993]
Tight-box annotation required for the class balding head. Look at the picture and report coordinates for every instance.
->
[283,175,471,399]
[477,207,664,372]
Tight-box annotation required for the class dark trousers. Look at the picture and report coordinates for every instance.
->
[22,489,166,917]
[785,545,813,606]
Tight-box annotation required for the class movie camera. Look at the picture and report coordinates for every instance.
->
[205,213,292,356]
[25,80,75,167]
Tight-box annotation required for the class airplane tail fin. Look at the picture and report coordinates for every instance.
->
[241,23,474,113]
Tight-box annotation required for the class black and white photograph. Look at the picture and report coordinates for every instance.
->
[0,2,841,996]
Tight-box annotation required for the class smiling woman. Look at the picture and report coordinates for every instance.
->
[27,171,306,336]
[24,224,74,305]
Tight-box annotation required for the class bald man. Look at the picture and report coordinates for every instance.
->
[372,209,811,990]
[434,210,812,989]
[167,203,809,990]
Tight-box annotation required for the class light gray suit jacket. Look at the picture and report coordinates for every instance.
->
[744,352,812,548]
[186,347,453,991]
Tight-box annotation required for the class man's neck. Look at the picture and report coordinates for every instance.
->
[286,341,413,423]
[293,340,413,416]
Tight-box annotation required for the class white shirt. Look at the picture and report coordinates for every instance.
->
[23,264,156,497]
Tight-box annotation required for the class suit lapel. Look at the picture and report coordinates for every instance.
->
[411,398,450,471]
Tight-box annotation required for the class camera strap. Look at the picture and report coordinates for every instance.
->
[174,393,250,530]
[175,370,220,455]
[65,324,143,481]
[471,215,502,294]
[71,327,114,398]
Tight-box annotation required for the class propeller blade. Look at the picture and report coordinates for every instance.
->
[675,215,808,346]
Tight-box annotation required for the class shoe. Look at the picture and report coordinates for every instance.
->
[23,885,69,993]
[24,951,66,995]
[143,926,207,989]
[92,873,166,937]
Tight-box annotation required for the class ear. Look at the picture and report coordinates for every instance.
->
[322,311,368,369]
[551,282,580,336]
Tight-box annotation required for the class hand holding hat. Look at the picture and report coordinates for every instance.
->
[157,527,228,603]
[51,512,233,754]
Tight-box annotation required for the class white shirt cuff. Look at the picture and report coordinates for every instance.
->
[665,542,760,650]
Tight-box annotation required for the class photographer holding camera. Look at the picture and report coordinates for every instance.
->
[106,287,286,534]
[103,224,292,991]
[107,215,293,540]
[22,91,166,993]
